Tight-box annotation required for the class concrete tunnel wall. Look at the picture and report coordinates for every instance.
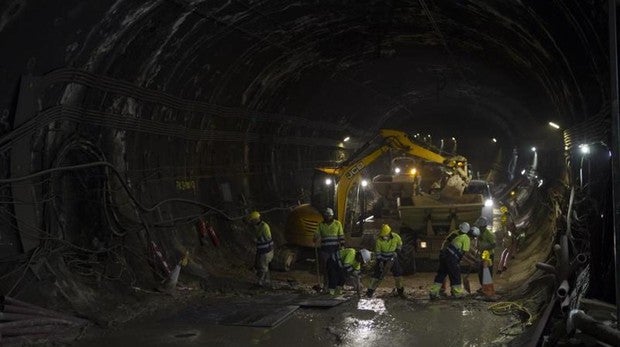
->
[0,0,614,315]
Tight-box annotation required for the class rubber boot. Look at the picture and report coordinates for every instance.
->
[429,282,442,300]
[366,278,380,298]
[395,277,405,298]
[366,288,375,298]
[451,285,467,299]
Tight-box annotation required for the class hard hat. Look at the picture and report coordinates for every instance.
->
[500,206,508,214]
[379,224,392,237]
[323,207,334,216]
[248,211,260,221]
[459,222,470,233]
[359,249,371,263]
[470,226,480,237]
[475,217,488,227]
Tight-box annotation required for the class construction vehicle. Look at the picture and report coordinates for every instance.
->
[278,129,485,272]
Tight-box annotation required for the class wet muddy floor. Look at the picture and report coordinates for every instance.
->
[77,283,520,347]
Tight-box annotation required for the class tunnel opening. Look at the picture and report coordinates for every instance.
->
[0,0,618,346]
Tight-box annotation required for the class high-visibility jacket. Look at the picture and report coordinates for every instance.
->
[315,220,344,252]
[446,233,470,259]
[339,248,361,273]
[254,221,273,254]
[441,230,460,249]
[375,233,402,261]
[478,227,496,256]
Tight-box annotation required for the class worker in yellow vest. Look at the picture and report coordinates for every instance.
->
[366,224,405,298]
[429,222,480,299]
[314,207,345,289]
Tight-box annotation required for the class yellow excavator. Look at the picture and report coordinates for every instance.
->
[279,129,479,274]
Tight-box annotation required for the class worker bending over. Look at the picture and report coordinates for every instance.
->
[366,224,405,298]
[314,207,345,288]
[248,211,273,287]
[327,248,371,295]
[429,222,480,299]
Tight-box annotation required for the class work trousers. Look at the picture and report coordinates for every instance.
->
[371,257,403,279]
[256,250,273,286]
[326,254,345,290]
[319,248,338,287]
[433,250,461,286]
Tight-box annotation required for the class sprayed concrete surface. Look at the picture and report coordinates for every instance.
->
[78,288,519,347]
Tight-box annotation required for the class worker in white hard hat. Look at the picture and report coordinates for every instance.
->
[429,222,479,299]
[327,248,371,296]
[314,207,345,289]
[247,211,273,287]
[475,216,496,288]
[366,224,405,298]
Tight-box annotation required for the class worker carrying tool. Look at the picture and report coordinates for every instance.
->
[314,207,345,289]
[475,216,496,287]
[366,224,405,298]
[429,222,480,299]
[248,211,274,287]
[327,248,372,295]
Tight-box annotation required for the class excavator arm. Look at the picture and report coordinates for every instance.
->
[316,129,467,228]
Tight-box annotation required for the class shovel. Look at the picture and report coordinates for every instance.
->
[312,247,322,292]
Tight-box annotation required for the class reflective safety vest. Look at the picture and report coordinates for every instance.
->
[255,221,273,254]
[441,230,460,250]
[479,227,496,256]
[447,233,470,259]
[315,220,344,252]
[339,248,361,273]
[375,233,402,261]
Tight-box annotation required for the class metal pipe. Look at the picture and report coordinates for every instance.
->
[557,280,570,298]
[570,253,587,273]
[535,262,558,278]
[568,310,620,346]
[609,0,620,327]
[560,295,571,315]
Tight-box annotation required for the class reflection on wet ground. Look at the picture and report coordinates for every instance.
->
[78,294,519,346]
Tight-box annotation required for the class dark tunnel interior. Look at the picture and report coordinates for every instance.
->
[0,0,619,346]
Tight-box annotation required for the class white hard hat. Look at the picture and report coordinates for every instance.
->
[475,217,488,227]
[359,249,371,263]
[459,222,470,233]
[324,207,334,216]
[470,226,480,237]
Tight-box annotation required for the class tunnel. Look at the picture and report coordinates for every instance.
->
[0,0,619,345]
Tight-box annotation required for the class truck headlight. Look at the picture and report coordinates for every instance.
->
[484,199,493,207]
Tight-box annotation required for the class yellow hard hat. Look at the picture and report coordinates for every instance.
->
[379,224,392,237]
[248,211,260,221]
[500,206,508,214]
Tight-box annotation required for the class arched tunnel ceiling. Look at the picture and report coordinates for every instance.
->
[0,1,616,342]
[55,0,606,165]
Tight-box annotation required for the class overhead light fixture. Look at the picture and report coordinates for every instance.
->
[492,138,497,143]
[451,137,456,141]
[548,122,560,129]
[343,136,350,142]
[419,241,428,249]
[325,178,333,186]
[531,147,537,152]
[361,179,368,187]
[579,144,590,154]
[521,169,526,175]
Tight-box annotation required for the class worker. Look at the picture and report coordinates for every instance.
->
[248,211,273,287]
[366,224,405,298]
[314,207,345,289]
[327,248,371,295]
[429,222,480,299]
[475,216,496,286]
